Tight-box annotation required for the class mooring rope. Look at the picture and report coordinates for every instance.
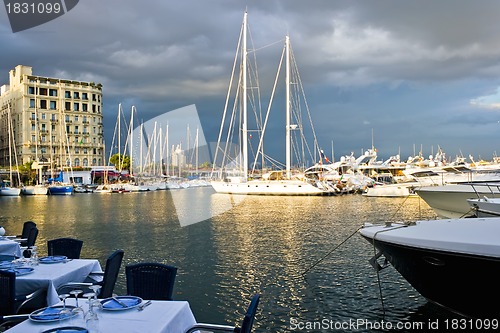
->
[301,225,363,276]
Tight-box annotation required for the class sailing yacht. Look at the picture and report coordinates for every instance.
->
[0,104,21,196]
[211,12,334,196]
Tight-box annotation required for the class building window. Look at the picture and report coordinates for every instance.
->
[73,92,79,99]
[84,148,88,154]
[82,103,88,112]
[40,100,47,109]
[28,86,35,94]
[51,125,55,132]
[41,135,46,142]
[39,88,47,96]
[83,158,88,166]
[50,101,56,110]
[41,113,46,120]
[75,126,79,134]
[31,113,35,120]
[75,147,79,154]
[41,124,46,132]
[92,105,96,113]
[66,125,70,133]
[82,93,88,100]
[31,135,36,142]
[30,99,35,108]
[65,115,70,122]
[49,89,57,96]
[31,124,35,131]
[74,103,79,111]
[75,115,79,122]
[65,102,71,111]
[41,147,46,154]
[65,91,71,98]
[92,158,97,165]
[51,114,56,121]
[52,135,56,142]
[93,148,97,155]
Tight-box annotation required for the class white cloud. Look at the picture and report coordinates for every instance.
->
[470,88,500,109]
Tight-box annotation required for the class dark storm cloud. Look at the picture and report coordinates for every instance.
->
[2,0,500,162]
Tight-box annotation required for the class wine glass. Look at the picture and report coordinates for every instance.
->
[58,293,70,310]
[69,289,83,308]
[58,293,71,327]
[84,292,100,333]
[89,285,101,300]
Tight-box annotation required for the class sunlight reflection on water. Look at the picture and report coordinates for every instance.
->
[1,189,456,332]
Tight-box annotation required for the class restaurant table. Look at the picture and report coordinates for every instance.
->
[16,259,102,306]
[4,299,197,333]
[0,237,22,257]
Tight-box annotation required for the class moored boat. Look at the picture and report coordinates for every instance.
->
[360,218,500,317]
[22,184,48,195]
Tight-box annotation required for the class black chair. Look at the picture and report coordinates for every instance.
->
[125,263,177,300]
[57,249,124,298]
[0,270,46,316]
[17,221,36,247]
[184,294,260,333]
[47,237,83,259]
[25,227,39,248]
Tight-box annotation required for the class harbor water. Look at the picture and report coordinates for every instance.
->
[0,188,463,332]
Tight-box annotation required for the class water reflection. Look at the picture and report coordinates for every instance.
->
[0,189,449,332]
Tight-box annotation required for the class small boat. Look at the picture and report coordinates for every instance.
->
[47,183,74,195]
[359,218,500,317]
[415,182,500,218]
[0,185,21,196]
[363,182,420,197]
[466,196,500,217]
[22,184,48,195]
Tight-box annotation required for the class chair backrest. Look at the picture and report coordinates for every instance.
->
[125,263,177,300]
[98,249,124,298]
[47,237,83,259]
[20,221,36,239]
[0,270,16,316]
[239,294,260,333]
[26,227,39,248]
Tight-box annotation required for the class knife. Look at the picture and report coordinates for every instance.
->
[112,296,128,308]
[138,300,152,311]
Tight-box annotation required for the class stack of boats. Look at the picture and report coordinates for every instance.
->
[358,154,500,318]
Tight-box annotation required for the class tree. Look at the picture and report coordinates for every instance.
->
[109,153,130,171]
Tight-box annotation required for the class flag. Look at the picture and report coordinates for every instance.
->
[320,150,330,163]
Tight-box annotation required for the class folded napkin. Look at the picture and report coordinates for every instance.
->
[39,256,66,262]
[31,307,73,321]
[54,328,88,333]
[103,297,141,309]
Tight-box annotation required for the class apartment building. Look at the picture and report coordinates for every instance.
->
[0,65,104,170]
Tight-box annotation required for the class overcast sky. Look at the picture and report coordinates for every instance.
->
[2,0,500,164]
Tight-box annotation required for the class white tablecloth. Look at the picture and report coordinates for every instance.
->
[5,299,197,333]
[16,259,102,305]
[0,238,22,257]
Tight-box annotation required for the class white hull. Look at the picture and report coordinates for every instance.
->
[415,183,500,218]
[363,182,419,197]
[0,187,21,196]
[211,179,331,196]
[22,185,48,195]
[467,197,500,217]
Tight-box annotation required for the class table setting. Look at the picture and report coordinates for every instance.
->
[0,226,23,258]
[4,287,197,333]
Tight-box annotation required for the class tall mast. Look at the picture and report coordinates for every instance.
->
[242,11,248,179]
[285,35,291,179]
[129,106,135,176]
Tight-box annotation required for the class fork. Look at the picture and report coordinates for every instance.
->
[137,300,152,311]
